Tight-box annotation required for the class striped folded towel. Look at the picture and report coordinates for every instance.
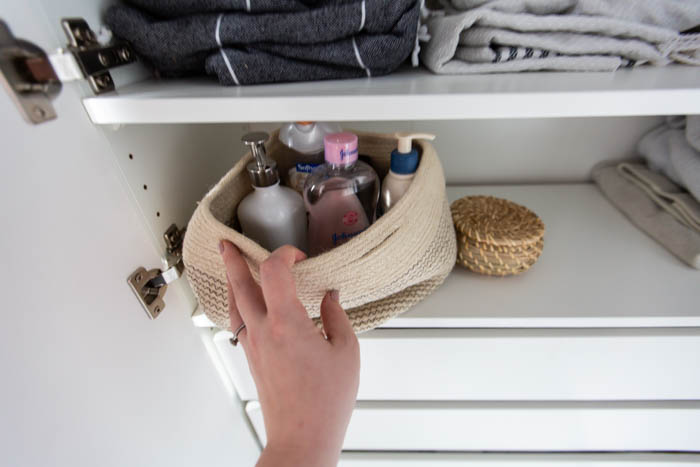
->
[106,0,419,85]
[421,0,700,74]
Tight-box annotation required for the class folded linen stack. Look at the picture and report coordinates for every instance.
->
[421,0,700,74]
[105,0,420,85]
[593,117,700,270]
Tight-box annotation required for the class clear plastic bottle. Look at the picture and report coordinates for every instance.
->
[278,122,342,194]
[304,132,379,256]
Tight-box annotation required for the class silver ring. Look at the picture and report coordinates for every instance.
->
[230,323,246,346]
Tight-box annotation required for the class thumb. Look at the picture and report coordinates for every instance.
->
[320,290,355,345]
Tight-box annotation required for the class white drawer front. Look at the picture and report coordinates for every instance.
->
[246,401,700,452]
[212,330,257,400]
[338,453,700,466]
[216,328,700,401]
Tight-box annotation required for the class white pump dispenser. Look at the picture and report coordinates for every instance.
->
[396,132,435,153]
[237,132,308,253]
[380,132,436,214]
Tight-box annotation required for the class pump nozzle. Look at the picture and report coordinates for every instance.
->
[395,132,436,154]
[242,132,279,187]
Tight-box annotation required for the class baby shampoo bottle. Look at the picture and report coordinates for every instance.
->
[303,132,379,256]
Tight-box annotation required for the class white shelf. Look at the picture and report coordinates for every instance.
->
[387,183,699,328]
[192,183,699,330]
[84,66,700,124]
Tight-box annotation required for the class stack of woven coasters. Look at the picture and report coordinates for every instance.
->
[451,196,545,276]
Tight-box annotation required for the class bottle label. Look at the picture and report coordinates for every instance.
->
[295,162,321,173]
[339,147,358,162]
[332,228,366,246]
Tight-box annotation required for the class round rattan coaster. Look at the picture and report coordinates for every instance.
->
[451,196,545,276]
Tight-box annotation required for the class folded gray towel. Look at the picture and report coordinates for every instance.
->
[593,161,700,270]
[638,116,700,203]
[422,0,700,74]
[105,0,419,85]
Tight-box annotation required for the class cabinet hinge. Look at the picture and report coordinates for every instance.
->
[0,17,137,124]
[54,18,136,94]
[128,224,186,320]
[0,19,61,124]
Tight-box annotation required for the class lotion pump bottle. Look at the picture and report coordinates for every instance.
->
[237,132,307,253]
[380,132,435,214]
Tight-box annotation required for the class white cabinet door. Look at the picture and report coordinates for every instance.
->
[0,2,258,466]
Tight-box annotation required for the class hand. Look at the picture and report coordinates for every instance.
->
[219,241,360,467]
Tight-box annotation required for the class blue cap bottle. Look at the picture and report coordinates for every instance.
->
[380,132,436,214]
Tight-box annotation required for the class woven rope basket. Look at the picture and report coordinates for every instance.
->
[183,131,457,333]
[451,196,545,276]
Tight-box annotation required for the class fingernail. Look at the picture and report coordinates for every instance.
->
[330,289,339,303]
[219,240,225,254]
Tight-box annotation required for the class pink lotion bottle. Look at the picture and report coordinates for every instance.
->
[304,132,379,256]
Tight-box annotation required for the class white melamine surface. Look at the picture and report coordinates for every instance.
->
[214,330,257,401]
[246,400,700,451]
[338,453,700,467]
[387,184,700,328]
[251,118,661,185]
[100,123,248,251]
[83,66,700,124]
[225,328,700,401]
[245,402,266,446]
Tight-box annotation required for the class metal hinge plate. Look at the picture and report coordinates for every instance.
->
[128,224,186,319]
[0,19,61,124]
[60,18,136,94]
[0,17,138,124]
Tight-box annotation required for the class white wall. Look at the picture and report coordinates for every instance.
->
[252,117,662,185]
[0,3,259,466]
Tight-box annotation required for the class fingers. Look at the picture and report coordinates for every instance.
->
[220,240,265,323]
[320,290,356,346]
[226,279,247,346]
[259,245,307,317]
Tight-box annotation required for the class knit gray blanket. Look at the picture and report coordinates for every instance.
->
[105,0,419,85]
[422,0,700,74]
